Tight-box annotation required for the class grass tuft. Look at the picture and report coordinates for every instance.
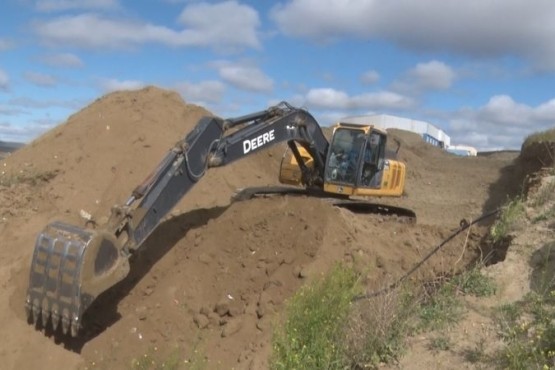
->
[343,285,418,368]
[522,128,555,150]
[270,264,360,370]
[0,169,58,187]
[490,198,525,243]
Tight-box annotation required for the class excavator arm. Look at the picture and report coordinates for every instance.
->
[127,102,329,250]
[25,102,329,336]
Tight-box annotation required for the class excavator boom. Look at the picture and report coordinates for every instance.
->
[25,102,331,336]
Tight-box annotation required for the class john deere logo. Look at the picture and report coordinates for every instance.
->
[337,186,344,193]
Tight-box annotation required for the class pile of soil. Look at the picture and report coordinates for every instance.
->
[0,87,523,369]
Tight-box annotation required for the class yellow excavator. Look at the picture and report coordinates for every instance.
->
[25,102,412,336]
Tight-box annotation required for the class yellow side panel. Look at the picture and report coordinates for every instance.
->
[324,160,406,197]
[353,160,406,197]
[278,146,314,186]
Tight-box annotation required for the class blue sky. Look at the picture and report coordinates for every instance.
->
[1,0,555,150]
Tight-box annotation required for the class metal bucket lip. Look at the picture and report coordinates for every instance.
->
[26,221,129,337]
[26,221,93,336]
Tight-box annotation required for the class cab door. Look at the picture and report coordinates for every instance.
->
[358,131,386,188]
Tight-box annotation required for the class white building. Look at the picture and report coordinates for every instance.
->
[340,114,451,148]
[445,145,478,156]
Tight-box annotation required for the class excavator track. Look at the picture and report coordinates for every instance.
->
[232,186,416,221]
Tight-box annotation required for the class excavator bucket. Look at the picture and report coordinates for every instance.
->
[25,221,130,336]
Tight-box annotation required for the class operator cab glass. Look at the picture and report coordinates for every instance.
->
[325,127,367,186]
[359,131,386,188]
[325,127,386,188]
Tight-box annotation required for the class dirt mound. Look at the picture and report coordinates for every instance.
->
[385,129,520,226]
[2,87,288,223]
[0,87,522,369]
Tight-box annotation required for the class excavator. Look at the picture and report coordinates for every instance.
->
[25,102,413,337]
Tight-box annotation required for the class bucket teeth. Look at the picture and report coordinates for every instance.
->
[61,315,70,335]
[51,312,60,331]
[25,297,32,321]
[26,222,91,336]
[41,307,50,325]
[32,302,40,325]
[71,319,80,337]
[26,221,129,337]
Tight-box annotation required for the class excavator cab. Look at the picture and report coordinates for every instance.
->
[280,123,406,197]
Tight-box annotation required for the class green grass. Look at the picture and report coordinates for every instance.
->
[486,169,555,369]
[453,266,497,297]
[270,263,499,369]
[0,169,58,187]
[493,292,555,370]
[429,335,452,351]
[418,280,464,331]
[532,206,555,224]
[270,264,360,370]
[522,128,555,150]
[490,197,525,243]
[530,178,555,208]
[342,286,418,368]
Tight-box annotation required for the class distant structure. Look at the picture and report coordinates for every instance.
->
[444,145,478,156]
[340,114,451,148]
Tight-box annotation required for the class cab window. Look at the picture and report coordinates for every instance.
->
[325,128,365,185]
[359,131,385,188]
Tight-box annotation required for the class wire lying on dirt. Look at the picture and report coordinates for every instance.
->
[353,208,500,301]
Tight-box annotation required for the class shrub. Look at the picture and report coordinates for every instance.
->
[343,286,418,368]
[490,198,525,243]
[270,264,360,370]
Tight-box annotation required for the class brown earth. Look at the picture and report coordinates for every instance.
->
[0,87,524,369]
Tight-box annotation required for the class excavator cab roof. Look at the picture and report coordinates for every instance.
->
[333,122,387,135]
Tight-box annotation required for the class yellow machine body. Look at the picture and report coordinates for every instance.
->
[279,123,406,197]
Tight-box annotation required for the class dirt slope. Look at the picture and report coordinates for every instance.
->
[0,87,520,369]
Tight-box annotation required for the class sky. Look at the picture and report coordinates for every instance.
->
[1,0,555,150]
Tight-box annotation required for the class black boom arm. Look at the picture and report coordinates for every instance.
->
[114,102,329,252]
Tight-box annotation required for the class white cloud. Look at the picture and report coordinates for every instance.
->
[0,69,9,91]
[8,96,82,109]
[0,120,57,143]
[177,1,260,50]
[174,80,225,105]
[392,60,456,94]
[306,88,349,108]
[217,63,273,92]
[477,95,532,125]
[408,61,455,90]
[0,105,24,116]
[24,71,58,87]
[271,0,555,70]
[40,53,84,68]
[534,99,555,122]
[35,0,119,12]
[360,70,380,85]
[305,88,413,110]
[447,95,555,150]
[34,2,260,51]
[98,78,146,92]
